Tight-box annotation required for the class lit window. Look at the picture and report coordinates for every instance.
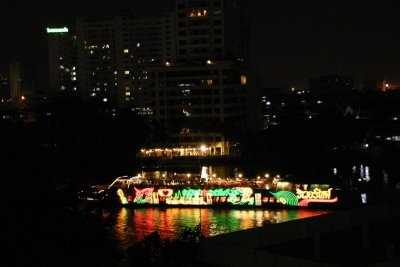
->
[124,70,130,75]
[189,9,208,17]
[125,92,131,96]
[207,79,213,86]
[123,49,129,53]
[165,61,171,66]
[206,60,212,65]
[241,75,247,85]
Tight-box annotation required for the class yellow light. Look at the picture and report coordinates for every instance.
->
[123,49,129,53]
[206,60,212,65]
[241,75,247,85]
[265,173,270,178]
[124,70,130,75]
[21,96,25,100]
[165,61,171,66]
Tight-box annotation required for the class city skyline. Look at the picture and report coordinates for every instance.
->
[1,0,400,89]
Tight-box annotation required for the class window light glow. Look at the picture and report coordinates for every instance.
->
[189,9,208,17]
[241,75,247,85]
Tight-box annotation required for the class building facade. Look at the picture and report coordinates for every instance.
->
[47,27,78,93]
[48,0,250,145]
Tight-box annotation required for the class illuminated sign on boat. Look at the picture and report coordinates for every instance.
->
[158,189,173,197]
[271,187,338,207]
[133,187,154,204]
[117,189,128,204]
[296,188,332,200]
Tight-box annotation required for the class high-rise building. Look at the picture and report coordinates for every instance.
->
[49,0,250,135]
[148,60,247,133]
[0,73,10,102]
[147,0,248,132]
[9,62,22,102]
[47,27,78,93]
[75,15,176,108]
[175,0,246,64]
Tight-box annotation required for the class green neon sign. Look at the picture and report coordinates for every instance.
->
[46,27,69,33]
[270,191,299,206]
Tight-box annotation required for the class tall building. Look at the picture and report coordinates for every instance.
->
[49,0,250,136]
[148,60,247,133]
[0,73,10,102]
[147,0,248,132]
[75,18,120,105]
[175,0,246,64]
[47,27,78,93]
[9,62,22,102]
[75,15,175,108]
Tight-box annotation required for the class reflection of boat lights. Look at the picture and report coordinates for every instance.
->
[298,197,338,207]
[361,193,367,204]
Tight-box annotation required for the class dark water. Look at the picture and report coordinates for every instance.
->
[96,207,331,251]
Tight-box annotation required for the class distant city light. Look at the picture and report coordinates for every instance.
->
[46,27,69,33]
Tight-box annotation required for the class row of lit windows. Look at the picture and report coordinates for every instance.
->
[155,106,242,116]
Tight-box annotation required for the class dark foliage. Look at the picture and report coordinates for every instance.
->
[126,224,204,266]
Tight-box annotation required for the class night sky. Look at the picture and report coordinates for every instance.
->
[1,0,400,89]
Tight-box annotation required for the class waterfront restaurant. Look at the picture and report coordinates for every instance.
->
[138,132,240,158]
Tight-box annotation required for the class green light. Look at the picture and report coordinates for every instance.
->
[271,191,299,206]
[46,27,69,33]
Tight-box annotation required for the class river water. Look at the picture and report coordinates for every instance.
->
[95,206,331,251]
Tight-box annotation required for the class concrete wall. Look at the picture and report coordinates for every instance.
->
[199,200,400,266]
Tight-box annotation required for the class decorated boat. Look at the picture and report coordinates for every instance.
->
[78,175,346,208]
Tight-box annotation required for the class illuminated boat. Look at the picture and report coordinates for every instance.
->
[83,175,345,208]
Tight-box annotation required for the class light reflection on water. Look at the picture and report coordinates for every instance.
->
[107,207,331,250]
